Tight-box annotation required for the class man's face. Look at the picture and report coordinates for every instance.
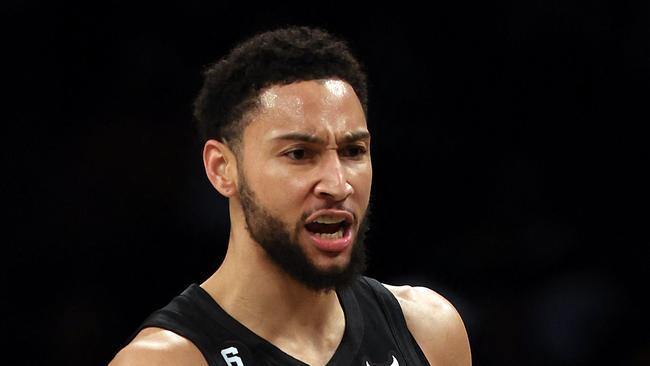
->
[236,79,372,291]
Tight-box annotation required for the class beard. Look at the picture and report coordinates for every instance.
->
[238,173,370,292]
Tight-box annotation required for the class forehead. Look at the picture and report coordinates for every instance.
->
[247,79,367,138]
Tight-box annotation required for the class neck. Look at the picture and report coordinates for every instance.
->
[200,228,345,346]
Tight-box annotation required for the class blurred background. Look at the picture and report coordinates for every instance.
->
[2,1,648,365]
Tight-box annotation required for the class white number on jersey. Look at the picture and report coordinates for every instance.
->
[220,346,244,366]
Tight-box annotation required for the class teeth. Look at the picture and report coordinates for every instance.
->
[312,215,345,224]
[313,227,344,239]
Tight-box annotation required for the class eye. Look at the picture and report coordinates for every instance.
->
[285,148,313,161]
[340,145,367,158]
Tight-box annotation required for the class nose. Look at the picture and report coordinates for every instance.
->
[314,150,354,201]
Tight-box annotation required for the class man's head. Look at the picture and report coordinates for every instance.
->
[193,26,367,153]
[197,27,372,292]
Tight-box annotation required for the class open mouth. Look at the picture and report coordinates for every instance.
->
[304,219,352,240]
[303,211,355,252]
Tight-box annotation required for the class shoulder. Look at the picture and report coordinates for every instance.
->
[384,283,472,366]
[109,327,208,366]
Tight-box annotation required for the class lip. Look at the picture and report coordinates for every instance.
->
[305,209,354,226]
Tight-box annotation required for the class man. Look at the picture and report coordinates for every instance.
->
[110,26,471,366]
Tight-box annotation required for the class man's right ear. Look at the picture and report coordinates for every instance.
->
[203,139,238,197]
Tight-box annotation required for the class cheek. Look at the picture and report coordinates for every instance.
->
[249,160,313,209]
[351,164,373,199]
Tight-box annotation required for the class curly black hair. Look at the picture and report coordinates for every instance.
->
[193,26,368,151]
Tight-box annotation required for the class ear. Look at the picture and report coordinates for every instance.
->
[203,139,238,197]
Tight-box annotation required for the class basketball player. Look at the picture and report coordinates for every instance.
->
[110,26,471,366]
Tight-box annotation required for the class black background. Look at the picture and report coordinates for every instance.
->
[3,1,648,365]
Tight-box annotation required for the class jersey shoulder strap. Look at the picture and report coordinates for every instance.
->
[126,285,226,365]
[360,276,430,364]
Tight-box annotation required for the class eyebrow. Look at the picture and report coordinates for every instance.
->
[272,130,371,145]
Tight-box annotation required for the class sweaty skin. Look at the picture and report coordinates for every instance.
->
[109,80,471,366]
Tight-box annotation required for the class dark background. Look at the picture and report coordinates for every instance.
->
[3,1,648,365]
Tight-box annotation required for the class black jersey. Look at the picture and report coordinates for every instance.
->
[128,276,430,365]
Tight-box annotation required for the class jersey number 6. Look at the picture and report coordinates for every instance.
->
[220,346,244,366]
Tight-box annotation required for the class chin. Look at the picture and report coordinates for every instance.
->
[310,252,356,279]
[313,255,351,271]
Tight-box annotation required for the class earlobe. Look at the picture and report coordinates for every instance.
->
[203,139,238,197]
